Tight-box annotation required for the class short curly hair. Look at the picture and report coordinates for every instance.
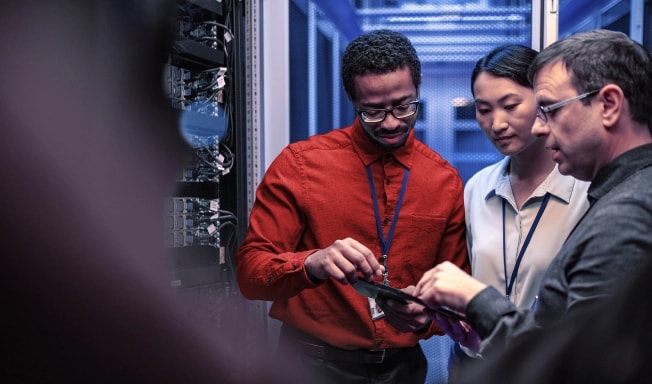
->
[341,29,421,101]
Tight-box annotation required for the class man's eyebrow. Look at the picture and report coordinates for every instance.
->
[360,95,414,109]
[535,94,553,106]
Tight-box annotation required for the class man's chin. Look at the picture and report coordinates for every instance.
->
[556,162,573,177]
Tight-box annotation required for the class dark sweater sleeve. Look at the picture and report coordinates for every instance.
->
[466,286,538,354]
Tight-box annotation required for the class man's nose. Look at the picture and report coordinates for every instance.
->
[531,116,549,137]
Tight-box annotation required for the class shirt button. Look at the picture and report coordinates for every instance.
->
[291,263,297,270]
[383,218,390,225]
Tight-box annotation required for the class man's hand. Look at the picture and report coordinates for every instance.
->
[414,261,487,313]
[376,285,431,333]
[304,237,384,284]
[427,311,481,352]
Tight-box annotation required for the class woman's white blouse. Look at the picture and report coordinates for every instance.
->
[464,157,591,309]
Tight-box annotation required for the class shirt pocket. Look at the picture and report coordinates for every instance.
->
[402,214,447,279]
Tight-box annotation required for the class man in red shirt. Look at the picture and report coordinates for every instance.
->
[237,29,469,383]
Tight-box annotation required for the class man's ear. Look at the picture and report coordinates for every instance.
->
[599,84,624,129]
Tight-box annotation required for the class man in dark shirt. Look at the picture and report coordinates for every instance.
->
[453,256,652,384]
[414,29,652,374]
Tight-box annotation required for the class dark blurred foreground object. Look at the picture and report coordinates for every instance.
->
[0,1,291,382]
[453,257,652,384]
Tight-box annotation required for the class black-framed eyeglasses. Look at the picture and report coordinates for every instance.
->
[536,89,600,124]
[357,100,420,123]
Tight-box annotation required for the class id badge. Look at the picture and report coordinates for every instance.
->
[368,297,385,321]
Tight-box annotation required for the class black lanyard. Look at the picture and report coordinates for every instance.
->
[501,193,551,297]
[366,165,409,286]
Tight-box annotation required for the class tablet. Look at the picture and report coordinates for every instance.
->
[352,279,466,321]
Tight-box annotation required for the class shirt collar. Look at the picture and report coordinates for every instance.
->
[484,157,579,204]
[588,143,652,201]
[351,118,416,168]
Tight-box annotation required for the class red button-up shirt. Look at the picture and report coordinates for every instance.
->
[237,119,469,350]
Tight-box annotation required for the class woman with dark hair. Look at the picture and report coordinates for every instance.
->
[467,44,591,311]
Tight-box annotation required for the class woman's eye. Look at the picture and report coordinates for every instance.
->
[505,103,519,110]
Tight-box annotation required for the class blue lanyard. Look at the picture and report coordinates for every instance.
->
[502,193,551,297]
[366,165,409,285]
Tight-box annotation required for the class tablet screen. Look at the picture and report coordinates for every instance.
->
[352,280,465,321]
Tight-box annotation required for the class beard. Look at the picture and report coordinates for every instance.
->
[362,125,413,151]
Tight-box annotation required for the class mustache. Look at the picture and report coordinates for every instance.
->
[376,126,409,135]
